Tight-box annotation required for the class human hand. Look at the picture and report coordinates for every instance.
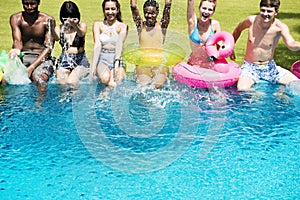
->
[114,59,120,69]
[89,67,97,81]
[69,18,79,28]
[8,49,20,58]
[27,66,34,78]
[230,50,236,61]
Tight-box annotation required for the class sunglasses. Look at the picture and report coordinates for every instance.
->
[62,18,79,23]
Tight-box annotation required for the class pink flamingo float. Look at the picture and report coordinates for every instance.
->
[173,31,241,88]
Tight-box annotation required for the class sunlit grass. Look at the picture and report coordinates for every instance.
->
[0,0,299,69]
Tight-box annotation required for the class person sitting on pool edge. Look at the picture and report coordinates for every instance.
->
[130,0,172,89]
[230,0,300,91]
[91,0,128,87]
[50,1,90,86]
[187,0,221,68]
[8,0,56,91]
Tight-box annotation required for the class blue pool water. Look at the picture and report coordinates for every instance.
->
[0,78,299,199]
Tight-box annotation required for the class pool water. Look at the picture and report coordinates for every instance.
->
[0,78,299,199]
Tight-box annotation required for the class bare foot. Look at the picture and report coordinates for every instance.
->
[108,80,117,87]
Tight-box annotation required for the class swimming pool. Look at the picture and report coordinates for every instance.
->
[0,78,299,199]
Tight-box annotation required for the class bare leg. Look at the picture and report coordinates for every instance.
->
[107,68,117,87]
[96,64,111,85]
[114,67,126,84]
[237,76,255,91]
[67,66,89,86]
[274,71,299,102]
[273,85,290,103]
[32,73,50,90]
[135,65,152,87]
[136,74,152,86]
[98,85,111,102]
[278,71,299,85]
[32,73,50,108]
[56,68,71,85]
[153,73,167,89]
[153,66,169,89]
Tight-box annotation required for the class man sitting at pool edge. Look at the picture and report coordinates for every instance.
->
[8,0,55,91]
[230,0,300,91]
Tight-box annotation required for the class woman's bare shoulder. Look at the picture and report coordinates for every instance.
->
[117,21,128,29]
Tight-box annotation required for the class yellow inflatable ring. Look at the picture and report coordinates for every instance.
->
[123,43,187,68]
[0,70,3,82]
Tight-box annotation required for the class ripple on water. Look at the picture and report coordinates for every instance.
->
[0,79,299,199]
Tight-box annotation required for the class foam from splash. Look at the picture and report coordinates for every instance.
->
[286,80,300,96]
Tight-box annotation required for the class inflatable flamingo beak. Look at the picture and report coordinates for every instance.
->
[206,45,219,61]
[206,55,218,62]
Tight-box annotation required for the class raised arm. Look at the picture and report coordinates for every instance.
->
[161,0,172,29]
[280,21,300,51]
[187,0,197,34]
[130,0,143,30]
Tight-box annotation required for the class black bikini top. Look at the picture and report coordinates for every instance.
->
[60,32,85,51]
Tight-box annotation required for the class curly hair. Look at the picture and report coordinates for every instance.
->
[143,0,159,12]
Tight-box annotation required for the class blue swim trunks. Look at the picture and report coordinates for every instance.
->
[240,60,287,83]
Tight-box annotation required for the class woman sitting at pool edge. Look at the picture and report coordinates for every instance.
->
[50,1,90,86]
[187,0,221,68]
[91,0,128,87]
[130,0,172,89]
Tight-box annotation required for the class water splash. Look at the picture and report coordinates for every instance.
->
[72,80,200,173]
[286,80,300,96]
[45,19,53,51]
[56,22,79,70]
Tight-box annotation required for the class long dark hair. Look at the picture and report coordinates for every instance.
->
[102,0,122,22]
[59,1,81,23]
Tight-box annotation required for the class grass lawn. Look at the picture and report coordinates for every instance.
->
[0,0,299,70]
